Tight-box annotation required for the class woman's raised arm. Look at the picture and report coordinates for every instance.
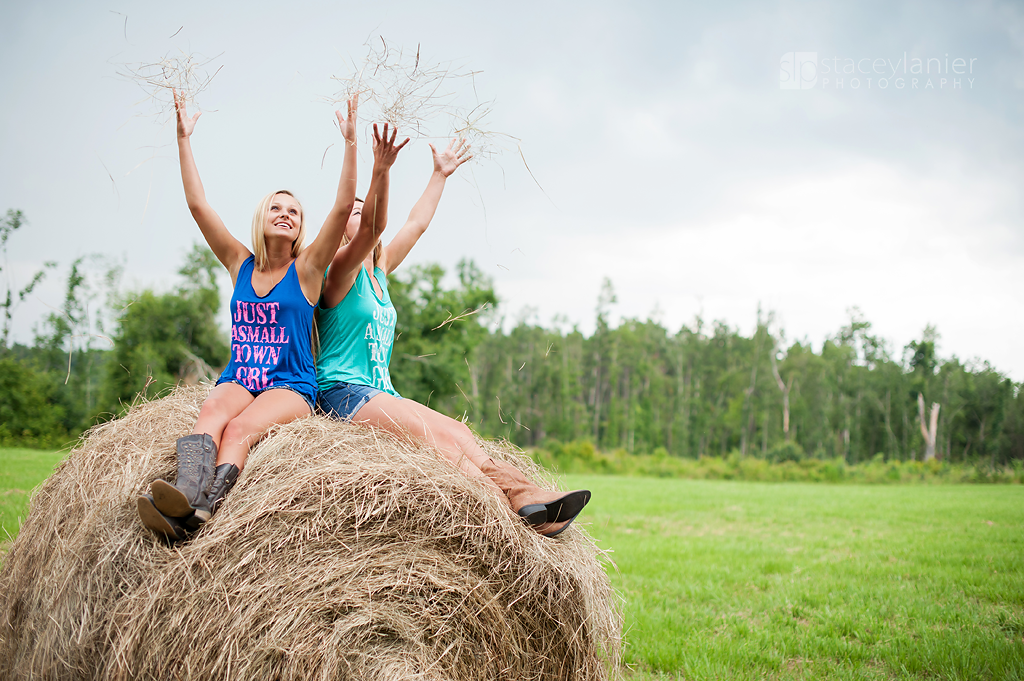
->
[296,97,361,300]
[382,137,471,275]
[299,98,359,274]
[320,123,408,308]
[174,90,249,281]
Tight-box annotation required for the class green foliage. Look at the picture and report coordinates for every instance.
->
[767,440,805,463]
[434,299,1024,467]
[0,358,67,448]
[2,209,121,437]
[528,439,1024,484]
[29,255,121,432]
[576,475,1024,680]
[3,241,1024,470]
[1,211,229,436]
[375,268,1024,468]
[387,259,497,414]
[101,244,228,413]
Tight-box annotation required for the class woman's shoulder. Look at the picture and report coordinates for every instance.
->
[231,253,256,282]
[319,265,367,313]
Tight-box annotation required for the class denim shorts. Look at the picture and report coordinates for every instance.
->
[216,379,316,413]
[317,381,386,421]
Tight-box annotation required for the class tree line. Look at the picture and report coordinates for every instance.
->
[401,277,1023,466]
[2,208,1022,464]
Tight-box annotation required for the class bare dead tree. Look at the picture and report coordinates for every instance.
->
[917,392,941,461]
[740,311,765,457]
[177,349,218,386]
[769,345,794,441]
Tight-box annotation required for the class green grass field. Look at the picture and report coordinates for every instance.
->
[564,474,1024,680]
[2,448,1022,679]
[0,447,65,550]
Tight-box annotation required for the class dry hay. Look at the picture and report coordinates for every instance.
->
[0,386,621,680]
[117,50,223,124]
[327,37,516,163]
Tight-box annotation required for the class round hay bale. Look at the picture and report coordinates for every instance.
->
[0,386,621,680]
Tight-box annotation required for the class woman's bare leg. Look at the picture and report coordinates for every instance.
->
[350,394,588,536]
[353,394,503,496]
[192,383,256,447]
[218,388,312,469]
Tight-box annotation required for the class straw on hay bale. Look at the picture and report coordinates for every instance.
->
[0,386,621,680]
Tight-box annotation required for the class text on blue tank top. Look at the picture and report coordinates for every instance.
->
[219,255,316,395]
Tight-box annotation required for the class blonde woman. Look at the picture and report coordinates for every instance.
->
[137,92,391,542]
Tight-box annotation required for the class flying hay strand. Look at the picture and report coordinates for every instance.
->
[117,50,224,122]
[327,38,514,161]
[0,386,621,680]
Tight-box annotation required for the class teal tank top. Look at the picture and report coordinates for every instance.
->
[316,266,400,396]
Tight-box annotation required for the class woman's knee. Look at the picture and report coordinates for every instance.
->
[198,393,241,427]
[433,418,475,453]
[220,417,261,450]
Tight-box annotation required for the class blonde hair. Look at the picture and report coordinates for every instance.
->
[251,190,306,271]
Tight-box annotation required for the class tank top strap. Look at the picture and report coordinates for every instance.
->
[238,255,256,290]
[283,259,313,307]
[364,265,388,304]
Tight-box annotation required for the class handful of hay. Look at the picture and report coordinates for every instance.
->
[0,387,621,680]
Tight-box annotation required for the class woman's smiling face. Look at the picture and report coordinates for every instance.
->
[266,193,303,243]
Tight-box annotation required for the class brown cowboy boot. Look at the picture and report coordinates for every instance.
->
[151,434,217,518]
[478,457,591,527]
[137,494,191,543]
[138,463,239,541]
[183,463,239,531]
[534,515,579,538]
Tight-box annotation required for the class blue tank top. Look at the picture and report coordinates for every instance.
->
[217,255,318,404]
[315,265,400,396]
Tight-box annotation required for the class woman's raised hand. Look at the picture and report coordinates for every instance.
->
[335,94,358,146]
[173,89,201,139]
[372,123,411,170]
[429,137,472,178]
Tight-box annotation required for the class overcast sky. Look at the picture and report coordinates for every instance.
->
[2,0,1022,378]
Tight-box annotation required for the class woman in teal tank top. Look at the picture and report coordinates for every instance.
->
[316,136,590,538]
[316,262,399,397]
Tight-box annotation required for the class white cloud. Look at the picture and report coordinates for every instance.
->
[493,160,1024,378]
[2,0,1023,384]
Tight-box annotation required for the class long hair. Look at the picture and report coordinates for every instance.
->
[251,190,306,271]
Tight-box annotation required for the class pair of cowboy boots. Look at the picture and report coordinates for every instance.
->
[137,434,239,543]
[479,457,590,537]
